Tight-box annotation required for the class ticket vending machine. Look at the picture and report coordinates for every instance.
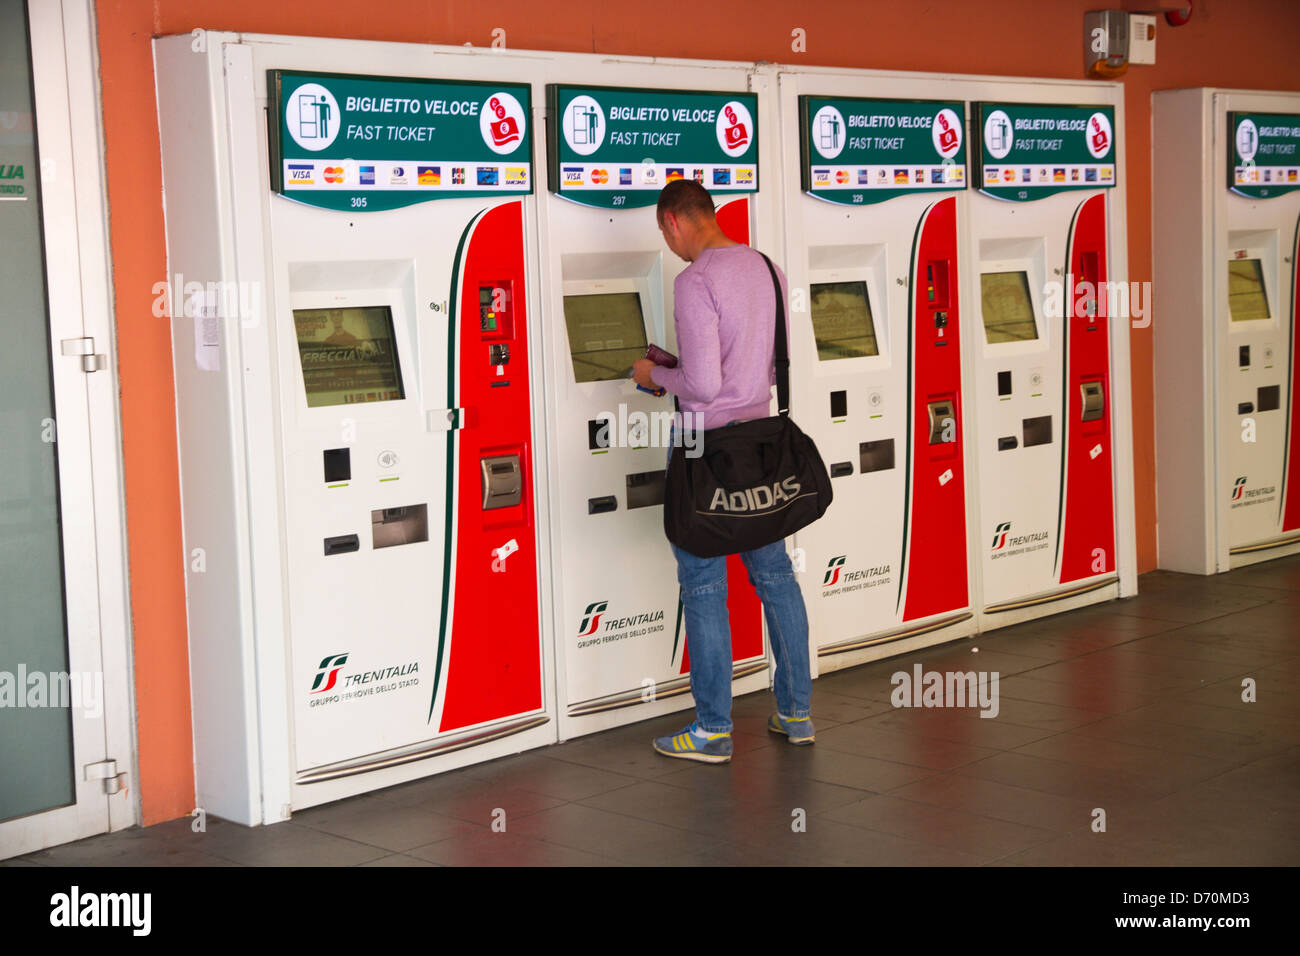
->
[155,34,555,825]
[766,69,975,673]
[539,74,770,738]
[965,93,1137,628]
[1154,90,1300,572]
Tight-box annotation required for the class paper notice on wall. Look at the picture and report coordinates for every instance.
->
[191,289,220,371]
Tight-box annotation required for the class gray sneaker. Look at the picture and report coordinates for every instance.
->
[768,713,815,745]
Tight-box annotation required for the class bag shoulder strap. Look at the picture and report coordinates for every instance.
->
[758,252,789,416]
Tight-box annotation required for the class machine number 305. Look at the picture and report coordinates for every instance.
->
[351,197,368,208]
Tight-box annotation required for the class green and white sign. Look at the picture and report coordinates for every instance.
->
[972,102,1116,202]
[268,70,533,212]
[1229,112,1300,199]
[546,85,758,209]
[799,96,966,205]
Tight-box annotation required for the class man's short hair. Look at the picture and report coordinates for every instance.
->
[657,179,715,225]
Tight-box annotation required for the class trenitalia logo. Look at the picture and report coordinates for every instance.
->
[824,556,846,587]
[1232,477,1247,501]
[577,601,608,637]
[310,653,349,693]
[991,522,1011,551]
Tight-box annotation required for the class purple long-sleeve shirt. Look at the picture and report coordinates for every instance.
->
[650,245,789,430]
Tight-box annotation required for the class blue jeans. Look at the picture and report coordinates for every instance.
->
[670,540,813,734]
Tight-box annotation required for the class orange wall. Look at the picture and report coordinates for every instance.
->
[95,0,1300,824]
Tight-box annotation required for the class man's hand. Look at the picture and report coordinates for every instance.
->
[632,358,659,390]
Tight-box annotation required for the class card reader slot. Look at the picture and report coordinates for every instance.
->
[1238,402,1254,415]
[588,495,618,515]
[998,436,1018,451]
[323,533,359,556]
[830,462,853,478]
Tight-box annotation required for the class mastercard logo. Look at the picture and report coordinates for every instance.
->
[835,170,849,184]
[323,166,345,184]
[591,168,609,184]
[1002,168,1016,183]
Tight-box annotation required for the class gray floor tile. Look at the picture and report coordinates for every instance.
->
[822,793,1058,863]
[290,802,483,853]
[507,803,725,865]
[887,771,1119,833]
[408,830,620,867]
[812,722,1000,771]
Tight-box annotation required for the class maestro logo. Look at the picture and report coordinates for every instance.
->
[563,95,606,156]
[310,653,349,694]
[812,104,847,160]
[1231,476,1247,502]
[932,107,962,159]
[717,100,753,155]
[991,522,1012,551]
[481,92,526,154]
[286,83,341,151]
[984,109,1013,160]
[1085,111,1112,159]
[577,601,609,637]
[823,556,847,587]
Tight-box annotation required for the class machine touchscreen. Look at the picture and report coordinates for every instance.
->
[293,305,405,407]
[810,281,879,360]
[563,291,649,382]
[980,271,1039,344]
[1227,258,1270,322]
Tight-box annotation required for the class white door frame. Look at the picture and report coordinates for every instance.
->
[0,0,137,860]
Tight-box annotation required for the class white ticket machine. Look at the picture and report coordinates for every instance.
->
[1154,89,1300,572]
[965,93,1137,627]
[768,69,975,673]
[155,33,554,824]
[539,73,771,737]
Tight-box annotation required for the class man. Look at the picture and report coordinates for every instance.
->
[632,179,813,764]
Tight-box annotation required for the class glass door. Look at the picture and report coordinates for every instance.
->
[0,0,118,859]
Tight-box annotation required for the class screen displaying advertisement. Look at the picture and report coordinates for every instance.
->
[563,292,648,382]
[810,281,879,360]
[980,271,1039,344]
[293,306,405,407]
[1227,258,1271,322]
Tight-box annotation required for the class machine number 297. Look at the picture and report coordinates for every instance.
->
[611,195,626,206]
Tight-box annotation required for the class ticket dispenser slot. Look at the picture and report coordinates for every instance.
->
[481,454,522,509]
[1023,416,1053,447]
[859,439,895,473]
[371,504,429,549]
[626,470,666,509]
[1257,385,1280,412]
[1080,380,1105,422]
